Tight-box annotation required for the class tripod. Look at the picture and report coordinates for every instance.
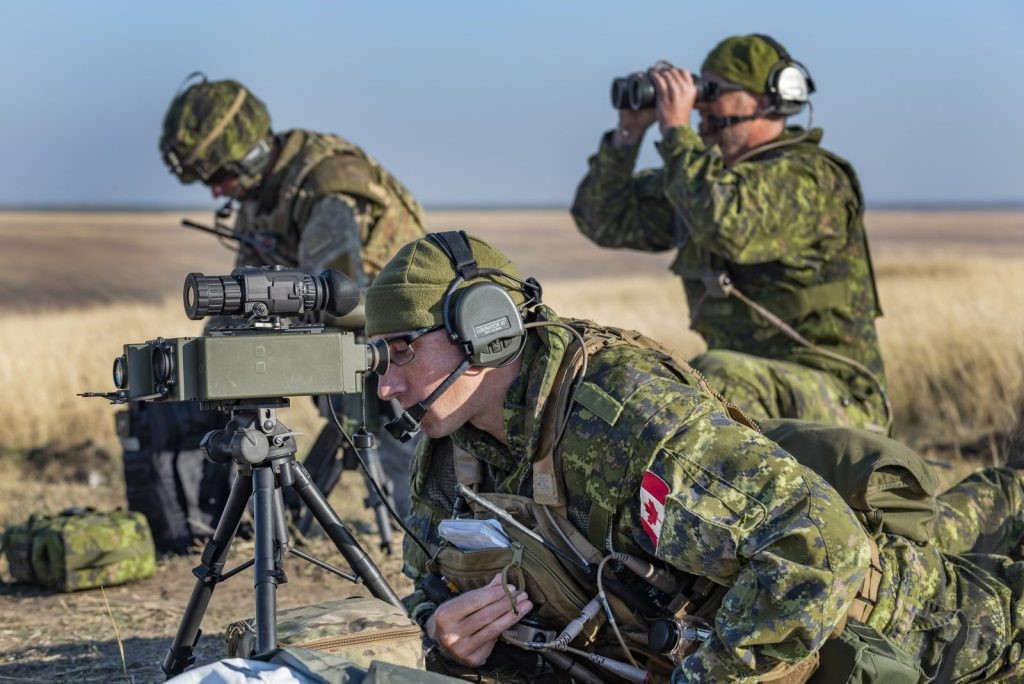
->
[161,401,403,678]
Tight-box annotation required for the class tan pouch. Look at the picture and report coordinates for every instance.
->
[224,596,424,670]
[431,524,599,643]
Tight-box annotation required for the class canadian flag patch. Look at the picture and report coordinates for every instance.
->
[640,470,670,549]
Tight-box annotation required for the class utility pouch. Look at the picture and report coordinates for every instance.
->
[225,597,424,670]
[3,508,155,591]
[809,620,924,683]
[431,522,597,643]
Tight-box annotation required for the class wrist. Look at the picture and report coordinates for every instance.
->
[612,126,643,148]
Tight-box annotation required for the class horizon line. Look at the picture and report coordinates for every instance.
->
[1,200,1023,213]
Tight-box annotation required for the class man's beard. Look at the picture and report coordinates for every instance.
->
[700,118,751,162]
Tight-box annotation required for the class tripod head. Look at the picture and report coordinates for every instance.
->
[200,400,297,468]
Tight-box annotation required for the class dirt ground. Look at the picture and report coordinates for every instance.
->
[0,457,414,683]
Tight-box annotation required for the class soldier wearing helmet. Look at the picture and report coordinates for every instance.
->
[124,77,427,552]
[160,74,425,284]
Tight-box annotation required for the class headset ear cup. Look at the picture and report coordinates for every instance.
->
[774,65,810,115]
[450,282,526,367]
[766,61,813,117]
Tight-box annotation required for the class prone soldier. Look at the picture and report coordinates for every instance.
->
[364,231,1024,682]
[572,35,889,433]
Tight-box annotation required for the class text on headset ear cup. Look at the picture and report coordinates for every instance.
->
[450,282,525,367]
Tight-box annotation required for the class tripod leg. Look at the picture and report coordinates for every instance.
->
[298,457,345,536]
[253,467,281,656]
[162,472,253,678]
[289,461,404,610]
[359,445,396,555]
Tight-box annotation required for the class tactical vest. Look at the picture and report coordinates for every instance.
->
[421,320,932,681]
[671,134,884,377]
[234,130,425,277]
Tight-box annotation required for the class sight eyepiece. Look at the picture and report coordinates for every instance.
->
[183,266,361,320]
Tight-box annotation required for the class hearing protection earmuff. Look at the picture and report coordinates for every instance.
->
[428,230,541,368]
[383,230,541,442]
[752,34,816,117]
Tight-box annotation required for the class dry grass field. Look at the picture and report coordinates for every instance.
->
[0,208,1022,680]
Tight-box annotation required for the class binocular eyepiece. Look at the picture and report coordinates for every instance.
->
[611,71,723,110]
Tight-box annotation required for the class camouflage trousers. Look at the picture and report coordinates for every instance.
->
[933,467,1024,558]
[690,349,889,433]
[855,468,1024,682]
[870,534,1024,682]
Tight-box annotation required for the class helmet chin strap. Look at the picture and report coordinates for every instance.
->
[384,358,473,442]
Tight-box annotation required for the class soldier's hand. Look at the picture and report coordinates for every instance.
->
[651,67,698,135]
[426,573,533,667]
[613,73,657,148]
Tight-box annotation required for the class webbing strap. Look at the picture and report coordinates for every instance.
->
[682,275,852,323]
[183,86,248,167]
[533,335,588,509]
[452,444,482,490]
[587,506,612,553]
[428,231,479,281]
[847,535,882,623]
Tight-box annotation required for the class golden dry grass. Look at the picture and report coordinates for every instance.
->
[2,253,1021,457]
[0,209,1022,457]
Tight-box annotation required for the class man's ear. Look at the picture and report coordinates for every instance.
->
[754,93,774,113]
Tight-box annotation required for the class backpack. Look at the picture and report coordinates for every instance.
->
[119,401,234,554]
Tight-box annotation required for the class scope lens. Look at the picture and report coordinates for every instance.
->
[152,345,173,385]
[113,355,127,389]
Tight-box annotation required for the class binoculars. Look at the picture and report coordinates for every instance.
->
[611,71,732,110]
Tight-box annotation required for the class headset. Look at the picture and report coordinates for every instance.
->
[752,34,816,117]
[384,230,541,441]
[431,230,541,366]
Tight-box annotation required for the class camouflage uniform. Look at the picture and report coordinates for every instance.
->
[153,78,426,531]
[399,310,1024,681]
[932,467,1024,557]
[403,307,872,681]
[572,126,888,432]
[229,128,425,286]
[228,128,425,516]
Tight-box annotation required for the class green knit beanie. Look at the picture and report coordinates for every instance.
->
[364,233,525,336]
[701,34,786,94]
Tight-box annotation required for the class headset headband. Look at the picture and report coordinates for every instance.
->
[751,33,790,62]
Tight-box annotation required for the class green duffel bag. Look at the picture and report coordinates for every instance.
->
[2,508,156,591]
[225,597,425,671]
[2,515,51,584]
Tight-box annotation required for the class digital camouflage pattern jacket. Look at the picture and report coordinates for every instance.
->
[402,307,871,681]
[233,129,425,286]
[571,126,886,385]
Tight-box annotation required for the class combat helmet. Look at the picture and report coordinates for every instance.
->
[159,73,273,190]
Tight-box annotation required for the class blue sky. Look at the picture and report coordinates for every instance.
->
[0,1,1021,207]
